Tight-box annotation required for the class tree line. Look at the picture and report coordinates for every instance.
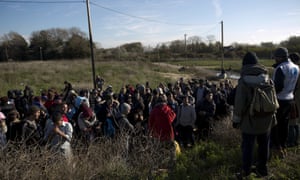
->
[0,27,91,61]
[1,27,300,62]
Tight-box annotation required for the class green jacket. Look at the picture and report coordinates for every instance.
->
[233,64,277,134]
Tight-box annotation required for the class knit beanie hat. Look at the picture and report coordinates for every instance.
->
[274,47,288,58]
[242,52,258,66]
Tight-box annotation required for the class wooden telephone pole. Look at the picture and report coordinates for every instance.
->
[221,20,224,72]
[86,0,96,89]
[218,20,227,79]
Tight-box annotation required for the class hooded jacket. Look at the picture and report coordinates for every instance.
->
[148,103,176,141]
[233,64,277,134]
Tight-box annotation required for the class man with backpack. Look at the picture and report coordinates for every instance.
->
[271,47,299,156]
[233,52,277,178]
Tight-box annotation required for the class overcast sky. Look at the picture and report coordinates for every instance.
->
[1,0,300,48]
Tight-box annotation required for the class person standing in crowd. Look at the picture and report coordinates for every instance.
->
[148,94,177,169]
[44,88,56,112]
[77,102,98,144]
[115,102,135,157]
[175,95,196,148]
[0,96,15,123]
[233,52,277,178]
[116,103,135,135]
[6,110,23,144]
[271,47,299,157]
[287,52,300,147]
[0,112,7,149]
[62,81,73,101]
[44,111,73,163]
[97,95,119,138]
[95,75,105,91]
[142,87,152,122]
[194,79,209,107]
[148,94,176,141]
[128,90,145,135]
[22,105,42,147]
[196,90,216,140]
[60,102,70,123]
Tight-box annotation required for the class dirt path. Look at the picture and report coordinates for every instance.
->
[154,62,217,78]
[153,62,239,85]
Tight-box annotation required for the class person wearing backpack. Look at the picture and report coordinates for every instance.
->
[233,52,277,178]
[271,47,299,157]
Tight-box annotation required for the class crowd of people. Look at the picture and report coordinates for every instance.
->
[0,72,235,158]
[0,47,299,178]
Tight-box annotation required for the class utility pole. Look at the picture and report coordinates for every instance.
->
[158,47,160,61]
[184,33,187,60]
[221,21,224,72]
[220,20,227,79]
[118,46,121,60]
[5,45,9,61]
[40,47,43,60]
[86,0,96,89]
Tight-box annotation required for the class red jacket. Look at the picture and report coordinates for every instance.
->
[62,114,69,122]
[148,103,176,141]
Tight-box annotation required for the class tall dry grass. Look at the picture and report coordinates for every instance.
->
[0,111,299,179]
[0,134,176,179]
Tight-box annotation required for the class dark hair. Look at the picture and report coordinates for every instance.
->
[157,94,167,103]
[8,109,20,119]
[204,89,213,97]
[28,105,40,115]
[52,111,63,123]
[289,52,300,63]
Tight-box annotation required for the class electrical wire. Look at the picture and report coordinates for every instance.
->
[0,0,217,27]
[0,0,220,38]
[90,1,205,27]
[0,0,84,4]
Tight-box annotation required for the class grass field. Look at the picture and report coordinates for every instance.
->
[0,59,177,96]
[0,58,223,96]
[0,58,276,96]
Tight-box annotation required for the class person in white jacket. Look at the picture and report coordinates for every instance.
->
[44,111,73,163]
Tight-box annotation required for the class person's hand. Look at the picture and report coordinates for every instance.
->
[232,122,240,129]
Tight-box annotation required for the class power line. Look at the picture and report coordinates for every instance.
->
[89,1,211,27]
[0,0,220,38]
[0,0,217,28]
[0,0,84,4]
